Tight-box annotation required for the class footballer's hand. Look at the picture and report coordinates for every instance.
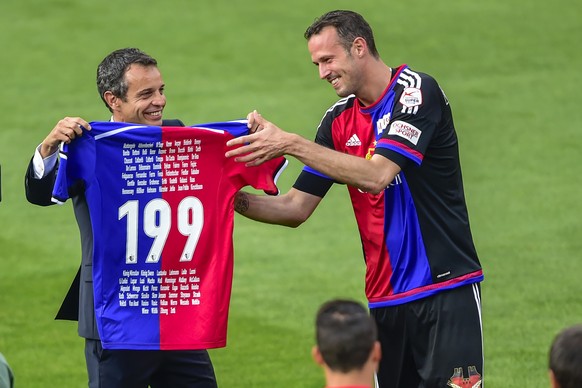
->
[246,109,263,133]
[226,111,291,166]
[40,117,91,158]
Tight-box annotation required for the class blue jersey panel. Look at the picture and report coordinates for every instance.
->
[383,174,432,293]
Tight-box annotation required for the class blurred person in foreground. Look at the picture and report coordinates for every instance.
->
[226,9,484,388]
[24,47,217,388]
[0,352,14,388]
[313,299,380,388]
[549,324,582,388]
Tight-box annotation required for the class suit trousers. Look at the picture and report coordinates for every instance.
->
[85,339,217,388]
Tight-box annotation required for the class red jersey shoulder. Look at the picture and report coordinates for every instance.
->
[319,96,375,157]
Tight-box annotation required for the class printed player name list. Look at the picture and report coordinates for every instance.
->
[118,269,201,316]
[116,137,204,315]
[121,138,203,195]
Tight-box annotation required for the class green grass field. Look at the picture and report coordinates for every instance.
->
[1,0,581,386]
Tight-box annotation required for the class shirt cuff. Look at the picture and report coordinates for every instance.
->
[32,144,58,179]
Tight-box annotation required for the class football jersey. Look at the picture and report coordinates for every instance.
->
[294,65,483,308]
[52,121,287,350]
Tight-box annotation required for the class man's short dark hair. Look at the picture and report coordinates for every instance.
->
[549,324,582,388]
[315,299,377,373]
[304,10,379,59]
[96,48,158,112]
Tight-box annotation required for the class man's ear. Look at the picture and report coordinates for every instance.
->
[352,37,367,58]
[370,341,382,366]
[312,345,325,366]
[103,91,119,111]
[373,341,381,360]
[549,369,560,388]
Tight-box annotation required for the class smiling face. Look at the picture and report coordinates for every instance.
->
[308,26,363,98]
[109,64,166,125]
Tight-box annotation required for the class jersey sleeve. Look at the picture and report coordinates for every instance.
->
[292,105,338,197]
[51,132,95,204]
[219,123,288,195]
[191,119,249,138]
[233,156,288,196]
[50,143,71,204]
[292,169,334,197]
[313,109,337,151]
[374,73,445,167]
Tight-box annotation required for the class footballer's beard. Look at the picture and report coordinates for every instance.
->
[334,82,355,98]
[329,73,357,98]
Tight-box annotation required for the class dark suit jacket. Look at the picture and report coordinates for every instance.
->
[25,119,185,339]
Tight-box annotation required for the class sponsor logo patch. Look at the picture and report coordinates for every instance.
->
[376,113,391,135]
[388,121,422,145]
[400,87,423,108]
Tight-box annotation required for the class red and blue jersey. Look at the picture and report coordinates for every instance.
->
[52,121,287,349]
[294,65,483,308]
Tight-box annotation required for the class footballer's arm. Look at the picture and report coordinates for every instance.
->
[226,113,401,194]
[234,188,322,228]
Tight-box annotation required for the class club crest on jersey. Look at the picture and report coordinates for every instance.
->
[365,141,377,160]
[447,366,482,388]
[388,121,422,145]
[400,87,422,108]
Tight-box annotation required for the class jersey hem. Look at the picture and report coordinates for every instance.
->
[100,340,227,350]
[368,270,483,308]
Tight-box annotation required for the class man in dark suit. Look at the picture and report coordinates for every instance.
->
[0,352,14,388]
[25,47,217,388]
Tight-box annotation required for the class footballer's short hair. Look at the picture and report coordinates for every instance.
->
[315,299,377,373]
[304,10,380,59]
[549,324,582,388]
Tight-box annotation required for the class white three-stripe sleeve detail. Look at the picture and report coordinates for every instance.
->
[472,283,485,385]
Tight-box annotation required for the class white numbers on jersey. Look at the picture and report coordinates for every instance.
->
[118,197,204,264]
